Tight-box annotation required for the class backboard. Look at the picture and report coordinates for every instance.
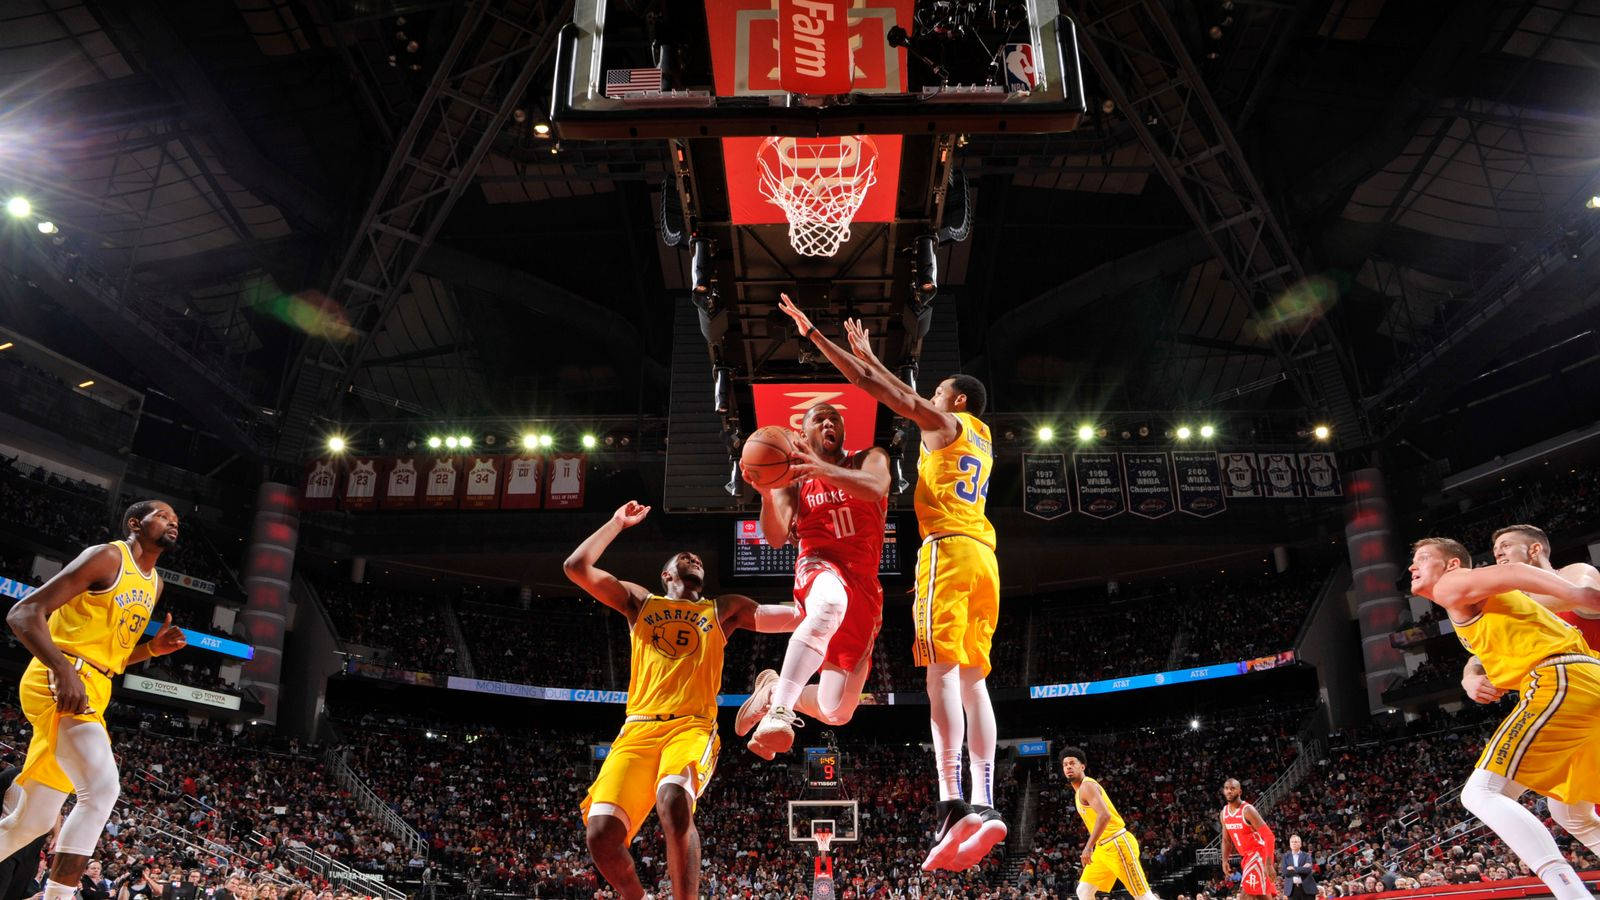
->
[788,799,860,844]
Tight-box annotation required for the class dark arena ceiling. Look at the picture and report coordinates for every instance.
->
[1,0,1597,486]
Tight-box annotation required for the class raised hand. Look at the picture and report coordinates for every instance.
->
[149,613,187,656]
[844,318,877,362]
[612,501,651,527]
[777,293,816,338]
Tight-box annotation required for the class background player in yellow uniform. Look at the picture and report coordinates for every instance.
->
[564,500,806,900]
[777,295,1003,871]
[1409,537,1600,900]
[1060,746,1159,900]
[0,500,187,900]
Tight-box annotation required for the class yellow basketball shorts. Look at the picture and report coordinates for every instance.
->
[1082,830,1150,895]
[912,535,1000,675]
[18,657,114,794]
[1475,656,1600,805]
[581,716,720,842]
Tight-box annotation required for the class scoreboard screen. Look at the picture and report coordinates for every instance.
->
[731,519,899,577]
[805,746,842,790]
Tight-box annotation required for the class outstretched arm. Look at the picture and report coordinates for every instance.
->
[719,594,806,634]
[777,295,953,437]
[1434,562,1600,611]
[563,501,653,623]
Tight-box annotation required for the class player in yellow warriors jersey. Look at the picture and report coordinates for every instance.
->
[0,500,187,900]
[1060,746,1158,900]
[777,294,1004,872]
[564,501,807,900]
[1410,537,1600,900]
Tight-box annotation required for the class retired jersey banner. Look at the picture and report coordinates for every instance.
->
[342,458,380,511]
[382,458,420,509]
[778,0,853,94]
[750,383,879,449]
[1122,452,1176,520]
[1072,453,1125,520]
[1022,453,1070,520]
[422,457,461,509]
[1221,452,1262,498]
[1258,453,1301,498]
[500,455,544,510]
[545,454,587,509]
[461,457,503,510]
[1299,452,1342,498]
[301,460,337,511]
[1172,451,1226,518]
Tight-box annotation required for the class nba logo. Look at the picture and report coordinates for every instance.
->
[1002,43,1037,92]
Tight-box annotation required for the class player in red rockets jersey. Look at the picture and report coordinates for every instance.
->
[737,402,890,760]
[1221,778,1277,900]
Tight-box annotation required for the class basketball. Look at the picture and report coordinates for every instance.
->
[741,425,798,489]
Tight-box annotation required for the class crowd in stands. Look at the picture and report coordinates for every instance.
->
[310,576,462,675]
[1411,462,1600,561]
[454,596,621,687]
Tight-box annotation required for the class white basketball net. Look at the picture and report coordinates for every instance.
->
[756,135,879,257]
[814,827,834,856]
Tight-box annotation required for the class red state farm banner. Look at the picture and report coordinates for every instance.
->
[704,0,912,96]
[461,456,503,510]
[545,454,587,509]
[342,458,380,511]
[500,454,544,510]
[777,0,853,94]
[301,460,338,511]
[422,457,462,509]
[382,457,421,509]
[750,383,880,449]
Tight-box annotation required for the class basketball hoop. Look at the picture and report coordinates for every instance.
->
[813,824,835,857]
[756,135,879,257]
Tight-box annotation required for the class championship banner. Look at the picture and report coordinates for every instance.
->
[777,0,853,94]
[382,458,420,509]
[545,454,587,509]
[460,456,504,510]
[422,457,461,509]
[500,454,544,510]
[1221,452,1262,498]
[1072,452,1126,520]
[1022,453,1071,520]
[1172,451,1226,518]
[750,383,879,447]
[1258,452,1301,498]
[342,457,380,511]
[1299,452,1342,498]
[300,460,337,511]
[1121,452,1176,520]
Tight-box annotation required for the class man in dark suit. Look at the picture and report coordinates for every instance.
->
[1282,834,1318,899]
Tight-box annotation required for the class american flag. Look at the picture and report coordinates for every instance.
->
[604,67,663,97]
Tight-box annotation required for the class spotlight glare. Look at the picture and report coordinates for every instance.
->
[539,433,553,448]
[427,436,442,449]
[327,436,346,453]
[1037,426,1055,443]
[581,433,597,450]
[5,197,30,218]
[37,221,57,235]
[0,342,12,351]
[521,434,537,449]
[1189,717,1200,731]
[1175,426,1192,440]
[77,379,94,389]
[1589,195,1600,209]
[459,435,472,449]
[1199,424,1215,439]
[534,122,551,136]
[445,436,459,449]
[1076,424,1094,442]
[1314,424,1331,441]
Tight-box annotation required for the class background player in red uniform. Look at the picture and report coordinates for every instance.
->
[1220,778,1277,900]
[737,402,890,759]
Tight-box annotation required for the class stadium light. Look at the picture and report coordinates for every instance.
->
[5,197,30,218]
[521,433,537,449]
[77,379,94,389]
[0,342,13,351]
[581,433,597,449]
[1076,424,1095,442]
[539,433,553,448]
[1313,424,1331,441]
[37,221,57,235]
[1175,426,1192,441]
[1199,424,1215,439]
[459,435,472,449]
[1589,195,1600,210]
[1189,717,1200,731]
[327,436,346,453]
[445,436,459,449]
[427,436,442,449]
[1037,426,1055,443]
[533,122,551,136]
